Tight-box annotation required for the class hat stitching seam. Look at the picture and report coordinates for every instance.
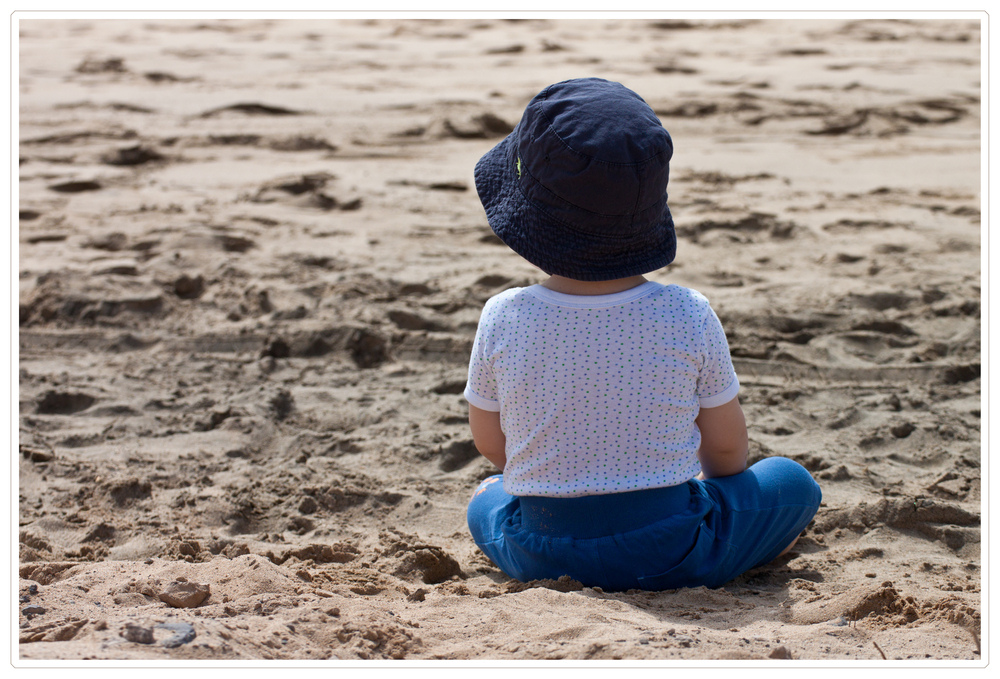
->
[533,118,672,168]
[534,83,671,168]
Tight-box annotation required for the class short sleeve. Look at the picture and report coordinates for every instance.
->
[464,302,501,412]
[696,306,740,408]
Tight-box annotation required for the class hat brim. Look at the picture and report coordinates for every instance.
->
[474,130,677,282]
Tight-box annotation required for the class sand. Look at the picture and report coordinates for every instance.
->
[16,16,983,663]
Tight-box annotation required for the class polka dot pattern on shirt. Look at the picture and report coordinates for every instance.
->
[465,281,739,498]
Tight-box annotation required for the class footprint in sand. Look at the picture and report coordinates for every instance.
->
[35,390,96,415]
[251,173,362,211]
[102,145,163,166]
[199,102,303,118]
[388,309,447,332]
[429,112,513,140]
[75,57,127,74]
[437,439,479,472]
[677,213,799,244]
[48,180,102,193]
[144,71,195,83]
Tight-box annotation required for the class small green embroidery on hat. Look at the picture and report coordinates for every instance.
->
[516,156,523,179]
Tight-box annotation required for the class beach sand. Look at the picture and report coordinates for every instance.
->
[17,16,982,662]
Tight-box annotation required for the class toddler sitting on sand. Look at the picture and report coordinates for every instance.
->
[463,78,821,591]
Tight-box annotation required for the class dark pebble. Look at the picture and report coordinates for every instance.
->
[174,274,205,299]
[891,422,916,438]
[22,605,46,618]
[157,621,197,648]
[122,623,155,644]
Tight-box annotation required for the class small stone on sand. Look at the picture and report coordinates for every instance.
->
[158,580,210,608]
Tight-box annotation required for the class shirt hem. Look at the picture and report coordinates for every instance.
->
[464,385,501,412]
[698,377,740,409]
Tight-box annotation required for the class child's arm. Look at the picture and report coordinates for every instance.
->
[469,404,507,471]
[695,396,748,479]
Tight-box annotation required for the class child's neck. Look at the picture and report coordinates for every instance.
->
[540,274,648,296]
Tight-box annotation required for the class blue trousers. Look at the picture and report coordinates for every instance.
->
[467,457,821,591]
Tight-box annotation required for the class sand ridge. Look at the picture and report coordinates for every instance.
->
[17,17,981,662]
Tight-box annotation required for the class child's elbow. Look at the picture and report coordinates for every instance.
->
[469,405,507,471]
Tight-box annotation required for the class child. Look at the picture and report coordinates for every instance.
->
[464,78,821,592]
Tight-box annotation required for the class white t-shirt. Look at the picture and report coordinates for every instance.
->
[465,281,739,498]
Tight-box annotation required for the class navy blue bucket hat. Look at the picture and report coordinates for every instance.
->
[474,78,676,281]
